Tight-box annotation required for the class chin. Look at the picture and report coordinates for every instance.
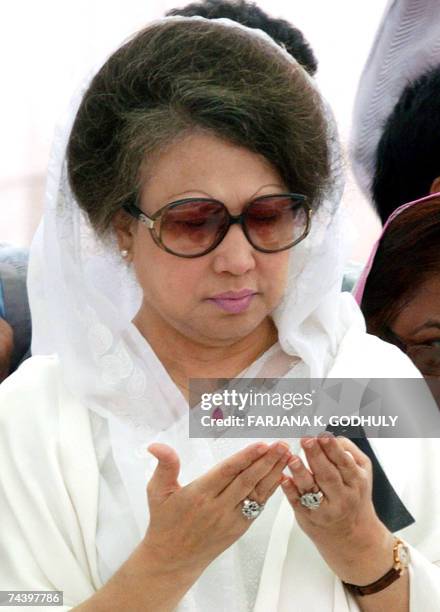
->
[194,314,267,345]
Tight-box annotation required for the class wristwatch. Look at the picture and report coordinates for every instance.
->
[343,537,410,596]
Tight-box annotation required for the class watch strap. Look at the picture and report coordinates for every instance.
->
[343,537,409,596]
[343,567,402,596]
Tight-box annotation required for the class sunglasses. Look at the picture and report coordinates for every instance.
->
[122,193,311,258]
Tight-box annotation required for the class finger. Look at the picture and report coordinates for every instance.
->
[301,437,344,499]
[287,455,317,494]
[249,452,292,503]
[317,435,361,486]
[281,475,307,512]
[220,441,290,505]
[197,442,270,496]
[238,470,285,514]
[266,475,284,500]
[147,443,181,499]
[335,437,372,470]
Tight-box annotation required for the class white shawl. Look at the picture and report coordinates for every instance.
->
[2,331,440,611]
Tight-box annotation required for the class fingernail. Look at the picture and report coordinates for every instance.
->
[318,432,334,445]
[275,443,288,456]
[256,444,269,455]
[303,438,315,449]
[288,458,301,470]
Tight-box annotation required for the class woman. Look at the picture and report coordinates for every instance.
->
[1,16,440,612]
[357,192,440,379]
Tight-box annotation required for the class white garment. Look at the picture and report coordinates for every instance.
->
[350,0,440,198]
[1,328,440,611]
[0,344,304,612]
[92,341,305,610]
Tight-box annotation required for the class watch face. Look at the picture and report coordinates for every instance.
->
[397,543,410,567]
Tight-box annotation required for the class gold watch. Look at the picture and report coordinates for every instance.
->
[343,537,410,597]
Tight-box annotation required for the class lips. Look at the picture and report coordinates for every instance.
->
[207,289,257,314]
[211,289,255,300]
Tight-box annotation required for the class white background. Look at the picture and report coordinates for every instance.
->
[0,0,387,258]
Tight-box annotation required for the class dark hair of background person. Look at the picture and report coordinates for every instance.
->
[372,65,440,224]
[166,0,318,76]
[67,18,330,239]
[360,198,440,339]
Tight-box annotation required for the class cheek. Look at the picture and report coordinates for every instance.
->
[259,253,290,303]
[259,251,289,311]
[134,245,204,306]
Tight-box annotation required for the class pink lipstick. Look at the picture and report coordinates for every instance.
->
[207,289,257,314]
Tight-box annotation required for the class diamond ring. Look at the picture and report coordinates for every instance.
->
[300,490,324,510]
[241,498,265,520]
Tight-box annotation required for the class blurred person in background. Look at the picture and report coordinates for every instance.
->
[350,0,440,216]
[166,0,318,76]
[356,192,440,381]
[371,65,440,223]
[0,244,31,381]
[354,62,440,382]
[347,7,440,291]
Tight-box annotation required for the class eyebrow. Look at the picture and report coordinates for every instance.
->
[165,184,287,203]
[411,320,440,334]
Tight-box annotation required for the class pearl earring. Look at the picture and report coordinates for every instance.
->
[120,249,129,259]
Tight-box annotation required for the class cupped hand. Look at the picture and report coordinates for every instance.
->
[143,440,292,576]
[281,435,393,583]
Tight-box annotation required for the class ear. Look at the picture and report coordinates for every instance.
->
[112,209,136,252]
[429,176,440,195]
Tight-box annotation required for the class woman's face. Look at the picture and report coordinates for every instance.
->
[390,275,440,376]
[118,131,291,347]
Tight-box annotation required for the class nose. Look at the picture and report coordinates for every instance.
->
[211,222,256,275]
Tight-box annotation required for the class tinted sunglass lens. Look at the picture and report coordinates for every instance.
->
[159,200,227,255]
[245,196,308,251]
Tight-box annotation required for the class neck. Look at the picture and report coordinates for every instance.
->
[133,305,278,396]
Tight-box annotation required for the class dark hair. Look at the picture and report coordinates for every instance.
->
[373,65,440,224]
[166,0,318,76]
[361,198,440,338]
[67,18,331,238]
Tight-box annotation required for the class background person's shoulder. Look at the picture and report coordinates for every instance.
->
[0,243,31,373]
[0,243,29,277]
